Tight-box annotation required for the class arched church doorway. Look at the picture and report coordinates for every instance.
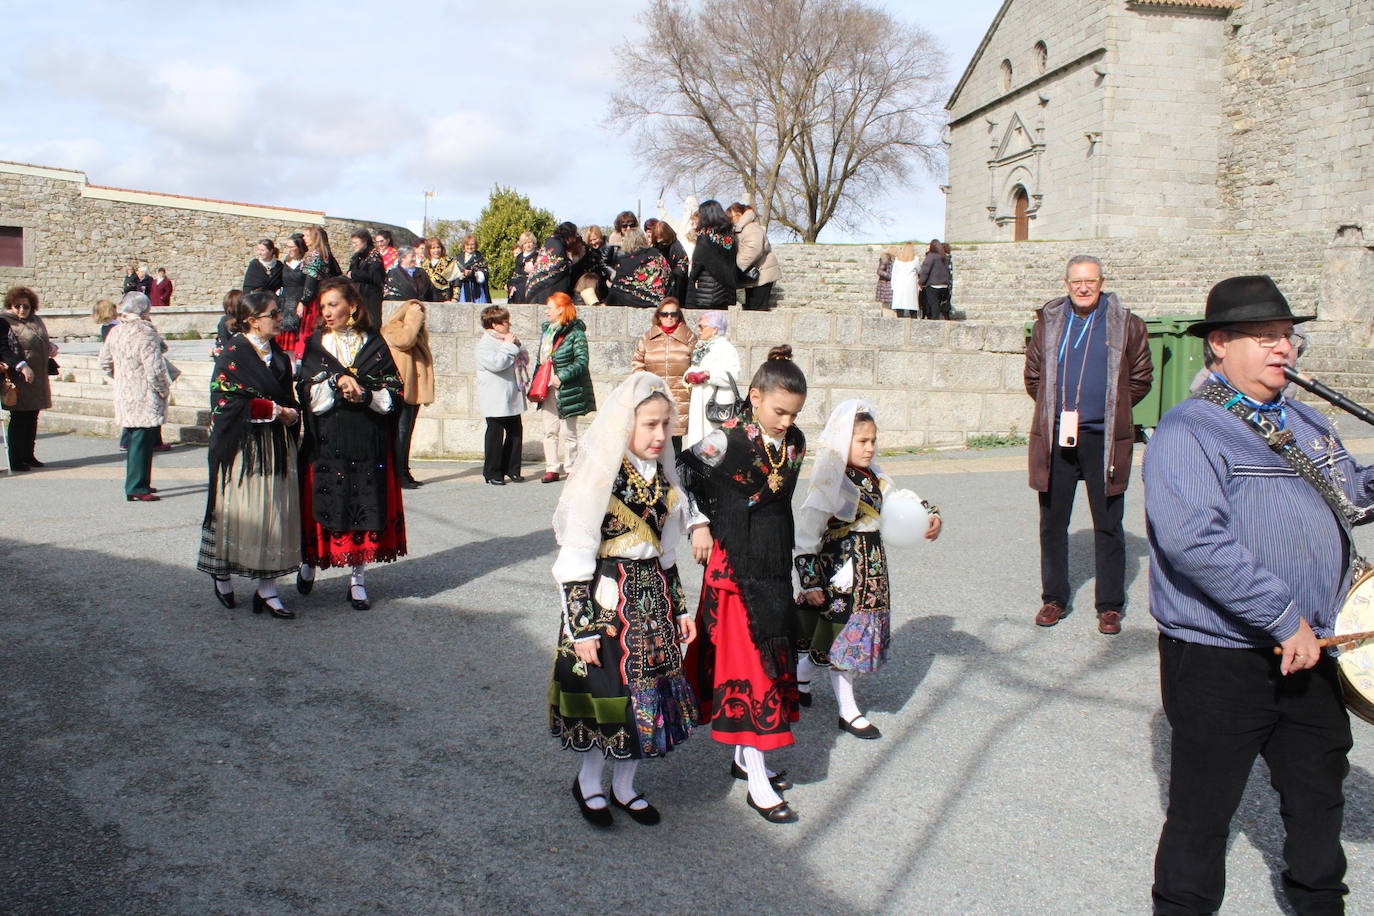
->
[1012,186,1029,241]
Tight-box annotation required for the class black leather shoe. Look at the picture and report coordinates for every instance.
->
[485,478,506,486]
[253,591,296,619]
[611,793,661,826]
[838,715,882,740]
[10,462,31,472]
[348,583,370,610]
[212,577,235,609]
[797,681,813,708]
[401,478,421,490]
[730,761,793,792]
[26,457,44,468]
[572,779,613,828]
[747,793,798,824]
[296,567,314,595]
[507,474,525,483]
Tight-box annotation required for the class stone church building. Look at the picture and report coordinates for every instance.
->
[944,0,1373,244]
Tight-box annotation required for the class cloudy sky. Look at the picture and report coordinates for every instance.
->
[2,0,1003,243]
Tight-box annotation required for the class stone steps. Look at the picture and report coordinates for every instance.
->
[41,353,213,444]
[38,410,209,445]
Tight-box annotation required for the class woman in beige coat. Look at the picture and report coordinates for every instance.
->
[380,299,434,489]
[99,292,170,501]
[728,202,781,311]
[630,297,696,452]
[2,286,56,471]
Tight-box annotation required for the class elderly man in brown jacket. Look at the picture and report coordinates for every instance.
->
[1024,255,1152,635]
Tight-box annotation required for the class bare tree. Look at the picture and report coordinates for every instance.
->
[608,0,946,242]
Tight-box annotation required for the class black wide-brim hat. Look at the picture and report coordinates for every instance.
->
[1186,275,1316,337]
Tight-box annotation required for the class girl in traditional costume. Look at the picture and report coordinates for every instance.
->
[680,345,808,823]
[793,401,942,737]
[549,372,699,828]
[295,277,407,610]
[197,291,302,618]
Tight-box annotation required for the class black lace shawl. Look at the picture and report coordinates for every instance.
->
[205,334,298,516]
[296,331,404,533]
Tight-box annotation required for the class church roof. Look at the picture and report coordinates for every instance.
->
[1129,0,1240,7]
[945,0,1014,111]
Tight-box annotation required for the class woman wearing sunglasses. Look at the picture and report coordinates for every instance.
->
[196,291,303,619]
[631,298,696,453]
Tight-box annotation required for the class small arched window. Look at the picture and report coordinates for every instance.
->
[1000,59,1013,91]
[1034,41,1048,74]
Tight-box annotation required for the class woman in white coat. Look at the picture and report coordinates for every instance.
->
[889,242,919,318]
[475,305,530,485]
[99,291,171,501]
[682,310,742,449]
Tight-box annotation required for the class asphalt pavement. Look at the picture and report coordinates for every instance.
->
[2,430,1372,915]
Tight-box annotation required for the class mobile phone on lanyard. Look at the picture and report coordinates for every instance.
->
[1059,410,1079,448]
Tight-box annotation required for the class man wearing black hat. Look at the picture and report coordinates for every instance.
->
[1145,275,1364,915]
[1025,255,1153,634]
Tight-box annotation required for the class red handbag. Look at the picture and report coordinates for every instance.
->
[527,336,563,403]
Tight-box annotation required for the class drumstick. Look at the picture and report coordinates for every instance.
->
[1270,629,1374,654]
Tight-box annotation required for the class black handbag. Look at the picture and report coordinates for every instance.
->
[704,372,745,424]
[278,309,301,334]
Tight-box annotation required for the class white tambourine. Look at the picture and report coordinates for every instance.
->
[880,488,931,548]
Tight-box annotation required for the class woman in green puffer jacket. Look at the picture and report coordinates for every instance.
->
[535,291,596,482]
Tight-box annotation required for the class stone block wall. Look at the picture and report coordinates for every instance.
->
[1218,0,1374,232]
[0,161,416,315]
[403,301,1030,457]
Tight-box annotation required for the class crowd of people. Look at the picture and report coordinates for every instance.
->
[2,205,1365,913]
[878,239,954,319]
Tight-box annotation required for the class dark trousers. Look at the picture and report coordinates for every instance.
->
[395,403,420,480]
[920,284,943,319]
[1153,636,1351,915]
[937,286,953,319]
[483,415,523,481]
[123,427,156,496]
[741,282,774,311]
[1037,429,1125,611]
[6,409,38,464]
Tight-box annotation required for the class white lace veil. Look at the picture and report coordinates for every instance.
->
[552,371,686,550]
[800,398,893,523]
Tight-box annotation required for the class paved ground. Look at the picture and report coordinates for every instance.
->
[3,429,1373,915]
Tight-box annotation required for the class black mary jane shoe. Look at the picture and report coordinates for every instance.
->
[730,761,794,792]
[796,684,813,708]
[253,592,296,619]
[838,715,882,740]
[484,478,506,486]
[611,794,661,826]
[572,779,613,828]
[747,793,798,824]
[212,577,236,609]
[348,583,371,611]
[296,567,314,595]
[401,477,421,490]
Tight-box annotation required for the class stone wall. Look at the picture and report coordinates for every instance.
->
[1218,0,1374,232]
[404,301,1029,457]
[0,160,417,316]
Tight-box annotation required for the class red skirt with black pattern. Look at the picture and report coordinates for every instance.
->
[299,458,407,569]
[684,542,798,750]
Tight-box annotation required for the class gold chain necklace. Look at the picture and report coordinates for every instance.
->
[762,437,787,492]
[331,328,362,366]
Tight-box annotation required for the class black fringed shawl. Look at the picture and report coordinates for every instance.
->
[689,227,741,289]
[296,330,404,533]
[679,410,807,677]
[526,236,572,303]
[205,334,299,515]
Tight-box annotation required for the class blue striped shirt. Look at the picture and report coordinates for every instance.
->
[1144,396,1374,648]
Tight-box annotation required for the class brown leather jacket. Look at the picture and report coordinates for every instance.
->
[632,322,698,436]
[1024,292,1153,496]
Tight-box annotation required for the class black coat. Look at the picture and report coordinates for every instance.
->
[383,266,437,302]
[349,250,387,324]
[507,250,535,303]
[280,260,305,312]
[243,258,284,295]
[687,229,739,310]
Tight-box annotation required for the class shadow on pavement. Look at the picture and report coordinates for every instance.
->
[0,537,853,914]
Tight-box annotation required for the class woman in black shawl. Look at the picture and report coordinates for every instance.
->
[454,235,491,303]
[651,220,690,304]
[347,229,386,327]
[197,291,302,619]
[294,277,407,611]
[686,199,740,310]
[242,239,284,295]
[605,227,670,309]
[525,222,581,305]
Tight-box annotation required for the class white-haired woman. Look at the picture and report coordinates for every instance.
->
[682,310,742,449]
[99,292,171,501]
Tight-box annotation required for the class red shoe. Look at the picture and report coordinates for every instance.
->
[126,493,161,502]
[541,471,560,483]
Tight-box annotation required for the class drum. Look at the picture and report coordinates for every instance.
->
[1336,569,1374,725]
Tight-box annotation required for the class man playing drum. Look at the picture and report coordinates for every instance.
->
[1144,276,1368,915]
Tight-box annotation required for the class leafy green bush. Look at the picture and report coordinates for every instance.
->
[965,430,1028,450]
[474,185,556,295]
